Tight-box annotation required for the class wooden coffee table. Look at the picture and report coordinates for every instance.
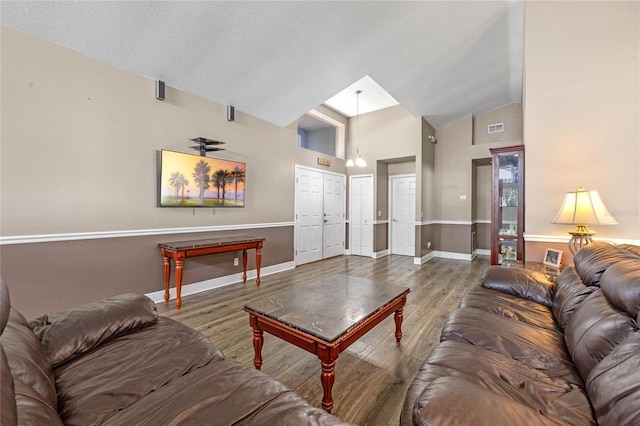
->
[244,274,410,413]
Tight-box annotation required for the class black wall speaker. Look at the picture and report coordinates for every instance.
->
[227,105,235,122]
[156,80,165,101]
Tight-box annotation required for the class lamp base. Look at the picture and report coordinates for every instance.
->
[568,224,596,255]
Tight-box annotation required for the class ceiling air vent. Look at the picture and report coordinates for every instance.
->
[488,123,504,134]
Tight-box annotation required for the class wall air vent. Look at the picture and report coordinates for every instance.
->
[488,123,504,134]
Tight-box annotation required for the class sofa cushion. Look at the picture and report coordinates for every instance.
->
[1,307,57,413]
[573,242,639,287]
[460,286,558,331]
[586,331,640,426]
[599,258,640,318]
[403,341,594,426]
[1,278,10,334]
[101,358,354,426]
[618,243,640,257]
[54,316,224,426]
[441,307,581,384]
[30,293,158,367]
[482,265,553,307]
[14,378,64,425]
[564,289,636,381]
[552,266,598,330]
[1,344,17,426]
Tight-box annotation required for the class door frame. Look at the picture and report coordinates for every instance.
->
[294,164,346,265]
[388,173,417,257]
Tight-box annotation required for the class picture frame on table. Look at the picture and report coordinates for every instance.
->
[543,248,563,268]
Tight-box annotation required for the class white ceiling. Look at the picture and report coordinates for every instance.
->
[0,1,524,128]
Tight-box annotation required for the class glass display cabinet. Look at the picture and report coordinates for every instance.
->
[490,145,524,265]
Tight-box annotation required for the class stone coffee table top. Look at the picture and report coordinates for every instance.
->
[244,273,409,342]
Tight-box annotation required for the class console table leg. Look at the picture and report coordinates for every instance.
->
[320,359,336,413]
[242,249,248,282]
[175,259,184,309]
[256,246,262,286]
[162,254,171,304]
[394,306,404,343]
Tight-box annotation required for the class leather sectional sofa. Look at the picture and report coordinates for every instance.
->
[402,242,640,425]
[0,277,353,425]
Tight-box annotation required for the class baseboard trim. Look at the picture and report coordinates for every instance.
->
[434,250,474,261]
[475,249,491,256]
[146,261,296,304]
[373,249,389,258]
[414,251,435,265]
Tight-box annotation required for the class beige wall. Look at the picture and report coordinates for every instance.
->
[474,103,523,146]
[473,162,492,222]
[1,27,347,237]
[435,115,474,222]
[523,1,640,261]
[0,28,333,316]
[433,103,523,256]
[435,105,521,222]
[346,105,424,255]
[1,227,292,318]
[387,161,415,176]
[419,119,436,256]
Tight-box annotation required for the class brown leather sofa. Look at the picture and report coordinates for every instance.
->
[402,242,640,425]
[0,278,353,425]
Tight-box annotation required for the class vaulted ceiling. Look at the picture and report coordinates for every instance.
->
[1,1,524,128]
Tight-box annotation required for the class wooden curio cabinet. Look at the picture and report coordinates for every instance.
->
[490,145,524,265]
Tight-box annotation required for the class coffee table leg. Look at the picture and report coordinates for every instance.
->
[249,315,263,370]
[320,359,336,413]
[394,306,404,343]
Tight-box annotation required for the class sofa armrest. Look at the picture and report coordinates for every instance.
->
[481,266,554,307]
[30,293,158,367]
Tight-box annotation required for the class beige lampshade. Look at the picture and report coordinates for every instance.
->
[552,187,618,225]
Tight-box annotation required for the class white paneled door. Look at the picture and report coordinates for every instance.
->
[390,175,416,256]
[349,175,374,257]
[295,166,345,265]
[323,173,346,259]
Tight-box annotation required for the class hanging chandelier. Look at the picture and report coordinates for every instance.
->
[346,90,366,167]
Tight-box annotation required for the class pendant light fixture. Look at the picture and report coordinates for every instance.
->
[346,89,366,167]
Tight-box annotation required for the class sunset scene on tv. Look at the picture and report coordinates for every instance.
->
[160,150,245,207]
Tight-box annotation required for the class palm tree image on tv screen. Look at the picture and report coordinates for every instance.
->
[160,150,245,207]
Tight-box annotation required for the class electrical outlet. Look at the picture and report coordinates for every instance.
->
[427,242,432,249]
[233,257,239,266]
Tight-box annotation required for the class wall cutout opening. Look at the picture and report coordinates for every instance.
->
[297,109,345,159]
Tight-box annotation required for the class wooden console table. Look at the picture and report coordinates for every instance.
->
[158,236,265,309]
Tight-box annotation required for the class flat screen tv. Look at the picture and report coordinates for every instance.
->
[159,150,245,207]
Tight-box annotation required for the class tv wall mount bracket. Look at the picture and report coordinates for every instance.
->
[190,137,225,156]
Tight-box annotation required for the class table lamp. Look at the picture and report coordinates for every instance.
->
[552,187,617,254]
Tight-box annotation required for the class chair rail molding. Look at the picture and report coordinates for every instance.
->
[0,222,294,245]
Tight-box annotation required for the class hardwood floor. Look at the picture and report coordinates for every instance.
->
[157,254,489,425]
